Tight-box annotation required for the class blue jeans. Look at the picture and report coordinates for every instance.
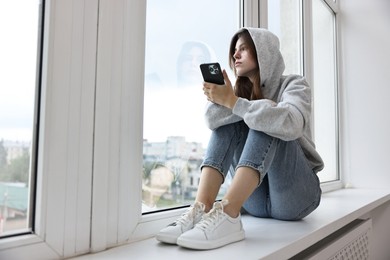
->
[201,121,321,220]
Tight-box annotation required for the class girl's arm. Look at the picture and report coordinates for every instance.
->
[204,102,242,130]
[232,76,311,141]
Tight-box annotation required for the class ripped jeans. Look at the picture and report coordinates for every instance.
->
[201,121,321,220]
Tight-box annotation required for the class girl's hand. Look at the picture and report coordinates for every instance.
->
[202,69,238,109]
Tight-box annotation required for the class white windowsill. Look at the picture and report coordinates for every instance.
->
[71,188,390,260]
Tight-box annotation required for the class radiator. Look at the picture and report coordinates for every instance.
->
[291,218,372,260]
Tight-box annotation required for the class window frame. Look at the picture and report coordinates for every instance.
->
[0,0,99,258]
[302,0,342,192]
[0,0,342,258]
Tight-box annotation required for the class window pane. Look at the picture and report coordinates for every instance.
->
[312,0,338,182]
[268,0,302,75]
[0,0,40,237]
[143,0,239,213]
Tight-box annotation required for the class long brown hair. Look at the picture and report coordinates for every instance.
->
[229,29,263,100]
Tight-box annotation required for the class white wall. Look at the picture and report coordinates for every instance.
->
[339,1,390,259]
[339,0,390,189]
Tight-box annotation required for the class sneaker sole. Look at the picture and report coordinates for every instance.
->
[177,230,245,250]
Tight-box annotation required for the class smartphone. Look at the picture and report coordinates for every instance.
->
[200,62,225,85]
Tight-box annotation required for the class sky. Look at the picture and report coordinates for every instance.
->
[0,0,40,142]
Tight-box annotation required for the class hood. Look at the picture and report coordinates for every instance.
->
[244,27,285,101]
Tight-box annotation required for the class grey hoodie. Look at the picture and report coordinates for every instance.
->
[204,27,324,173]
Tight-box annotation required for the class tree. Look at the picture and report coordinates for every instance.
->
[6,148,30,184]
[0,139,7,171]
[0,146,30,184]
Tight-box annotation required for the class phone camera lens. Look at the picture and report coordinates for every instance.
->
[209,64,219,75]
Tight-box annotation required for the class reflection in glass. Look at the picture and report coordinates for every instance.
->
[143,0,239,213]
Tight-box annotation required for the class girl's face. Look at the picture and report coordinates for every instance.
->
[233,37,258,79]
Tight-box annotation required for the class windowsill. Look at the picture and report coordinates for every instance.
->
[71,188,390,260]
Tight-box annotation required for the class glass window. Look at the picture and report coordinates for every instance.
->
[0,0,41,237]
[268,0,302,75]
[143,0,239,213]
[312,0,339,182]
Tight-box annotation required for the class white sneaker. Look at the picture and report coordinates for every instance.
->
[177,200,245,250]
[156,201,205,244]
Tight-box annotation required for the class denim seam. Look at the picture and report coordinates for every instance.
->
[236,136,276,186]
[200,163,226,183]
[201,124,244,184]
[296,140,315,174]
[292,191,321,220]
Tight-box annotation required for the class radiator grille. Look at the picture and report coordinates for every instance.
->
[290,219,372,260]
[330,228,370,260]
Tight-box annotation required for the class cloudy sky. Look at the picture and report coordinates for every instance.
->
[0,0,39,142]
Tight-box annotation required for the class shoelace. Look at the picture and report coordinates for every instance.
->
[176,202,204,226]
[197,200,229,231]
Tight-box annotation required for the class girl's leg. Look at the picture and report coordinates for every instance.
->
[198,121,249,211]
[195,167,223,212]
[265,138,321,220]
[222,166,260,218]
[157,122,248,245]
[239,130,321,220]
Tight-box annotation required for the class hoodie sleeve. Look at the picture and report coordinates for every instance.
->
[232,76,311,141]
[204,102,243,130]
